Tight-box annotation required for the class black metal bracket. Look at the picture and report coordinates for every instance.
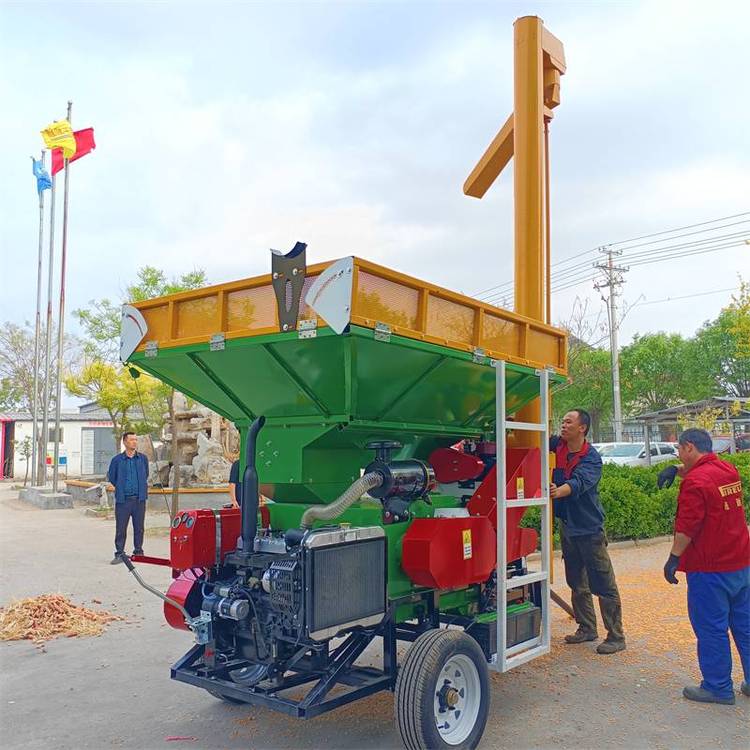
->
[271,241,307,332]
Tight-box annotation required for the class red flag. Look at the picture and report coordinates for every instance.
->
[51,127,96,175]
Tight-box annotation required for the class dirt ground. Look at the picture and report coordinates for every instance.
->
[0,481,747,750]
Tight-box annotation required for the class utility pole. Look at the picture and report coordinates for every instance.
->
[594,247,628,442]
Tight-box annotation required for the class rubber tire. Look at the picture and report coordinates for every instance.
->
[207,689,246,705]
[395,629,490,750]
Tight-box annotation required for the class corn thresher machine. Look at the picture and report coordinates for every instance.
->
[120,17,568,750]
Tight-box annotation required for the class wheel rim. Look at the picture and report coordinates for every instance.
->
[433,653,481,745]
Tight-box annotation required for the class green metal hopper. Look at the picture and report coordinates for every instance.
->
[122,254,567,503]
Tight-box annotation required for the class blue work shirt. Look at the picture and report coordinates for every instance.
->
[107,451,149,504]
[123,455,139,496]
[549,436,606,536]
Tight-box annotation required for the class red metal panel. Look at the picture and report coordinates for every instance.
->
[170,508,242,570]
[428,447,485,483]
[402,516,496,589]
[466,447,540,561]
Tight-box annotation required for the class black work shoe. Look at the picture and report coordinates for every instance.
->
[132,550,144,556]
[596,639,626,655]
[683,686,735,705]
[110,555,124,565]
[564,628,598,644]
[740,681,749,697]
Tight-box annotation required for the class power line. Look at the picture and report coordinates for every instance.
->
[479,226,750,300]
[606,211,750,247]
[550,241,746,300]
[472,211,750,299]
[633,286,738,307]
[550,239,747,295]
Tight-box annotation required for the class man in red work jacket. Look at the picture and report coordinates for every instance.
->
[659,428,750,705]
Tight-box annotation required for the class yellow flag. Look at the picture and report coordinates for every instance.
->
[41,119,77,159]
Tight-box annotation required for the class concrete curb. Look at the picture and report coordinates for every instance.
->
[18,487,74,509]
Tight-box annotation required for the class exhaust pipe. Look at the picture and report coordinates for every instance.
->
[240,415,266,552]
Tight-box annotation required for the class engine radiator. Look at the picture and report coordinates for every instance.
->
[302,527,386,641]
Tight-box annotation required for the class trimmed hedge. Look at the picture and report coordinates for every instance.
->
[521,453,750,543]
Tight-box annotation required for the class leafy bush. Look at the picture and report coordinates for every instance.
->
[519,453,749,544]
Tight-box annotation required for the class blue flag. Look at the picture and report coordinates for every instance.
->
[32,158,52,194]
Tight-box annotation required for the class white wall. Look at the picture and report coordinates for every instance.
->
[13,418,114,479]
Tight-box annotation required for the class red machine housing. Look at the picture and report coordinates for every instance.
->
[170,508,242,571]
[466,447,541,561]
[402,516,496,589]
[164,569,203,631]
[402,447,541,589]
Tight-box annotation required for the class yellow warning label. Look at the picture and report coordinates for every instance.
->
[516,477,525,500]
[462,529,472,560]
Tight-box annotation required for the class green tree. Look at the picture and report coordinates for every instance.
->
[0,321,79,412]
[75,267,207,362]
[619,333,707,414]
[64,362,163,440]
[69,266,207,427]
[553,346,613,440]
[692,281,750,398]
[68,266,206,511]
[15,435,32,487]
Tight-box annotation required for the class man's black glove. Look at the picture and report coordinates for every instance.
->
[657,465,678,489]
[663,553,680,584]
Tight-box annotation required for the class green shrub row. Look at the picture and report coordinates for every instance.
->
[520,453,750,543]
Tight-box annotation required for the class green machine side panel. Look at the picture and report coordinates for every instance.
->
[130,326,563,503]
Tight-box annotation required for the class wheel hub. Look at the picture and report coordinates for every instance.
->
[433,653,481,745]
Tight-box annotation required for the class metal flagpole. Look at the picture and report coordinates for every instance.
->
[40,170,57,487]
[52,101,73,492]
[30,151,47,487]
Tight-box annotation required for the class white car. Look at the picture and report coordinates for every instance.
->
[595,441,677,467]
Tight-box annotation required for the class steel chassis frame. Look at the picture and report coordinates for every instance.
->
[172,619,398,719]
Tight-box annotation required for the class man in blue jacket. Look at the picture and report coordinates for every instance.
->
[550,409,626,654]
[107,432,149,564]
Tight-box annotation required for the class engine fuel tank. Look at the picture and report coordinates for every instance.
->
[170,508,242,570]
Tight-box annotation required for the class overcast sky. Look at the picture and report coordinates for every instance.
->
[1,1,748,364]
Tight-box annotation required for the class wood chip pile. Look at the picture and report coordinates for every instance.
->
[0,594,123,644]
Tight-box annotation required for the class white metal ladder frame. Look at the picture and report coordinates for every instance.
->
[492,361,551,672]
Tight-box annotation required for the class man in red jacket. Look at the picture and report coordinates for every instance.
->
[659,428,750,705]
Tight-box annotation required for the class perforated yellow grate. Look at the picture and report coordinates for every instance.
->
[175,296,219,339]
[426,296,475,344]
[484,314,521,358]
[131,257,567,373]
[227,286,277,331]
[354,271,419,330]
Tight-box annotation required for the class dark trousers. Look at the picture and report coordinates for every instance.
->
[114,497,146,555]
[687,567,750,698]
[561,526,625,642]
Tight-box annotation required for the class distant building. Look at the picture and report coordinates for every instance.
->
[0,403,116,480]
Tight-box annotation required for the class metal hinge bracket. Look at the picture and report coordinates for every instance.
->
[298,318,318,340]
[472,347,487,364]
[210,333,226,351]
[374,322,391,343]
[145,341,158,358]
